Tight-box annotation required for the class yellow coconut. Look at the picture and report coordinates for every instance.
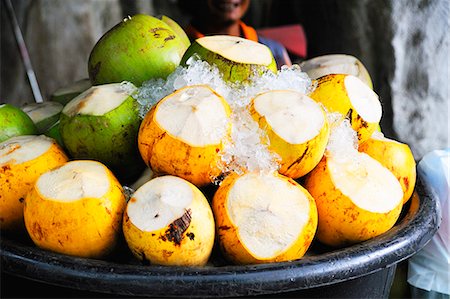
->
[300,54,373,89]
[138,85,231,187]
[122,175,215,266]
[250,90,330,178]
[23,160,126,259]
[304,151,403,247]
[359,131,416,204]
[0,135,68,232]
[309,74,382,143]
[212,171,317,264]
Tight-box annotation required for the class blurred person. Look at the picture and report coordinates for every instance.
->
[178,0,292,69]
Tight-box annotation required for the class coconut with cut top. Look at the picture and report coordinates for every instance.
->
[22,101,63,134]
[250,90,330,178]
[123,175,215,266]
[60,83,145,184]
[24,160,126,258]
[212,171,318,264]
[181,35,277,83]
[359,131,416,204]
[300,54,373,89]
[138,84,231,187]
[304,150,404,247]
[0,135,68,231]
[309,74,381,143]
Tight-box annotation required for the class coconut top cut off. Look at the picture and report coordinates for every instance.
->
[63,83,136,117]
[155,85,230,147]
[0,135,54,165]
[126,176,194,232]
[327,152,403,213]
[344,75,381,123]
[197,35,273,66]
[36,160,110,202]
[227,172,311,258]
[253,90,326,144]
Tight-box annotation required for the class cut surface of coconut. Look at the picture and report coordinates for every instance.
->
[301,54,362,79]
[62,83,136,117]
[126,176,193,232]
[197,35,273,66]
[0,135,53,165]
[155,85,229,146]
[344,75,381,123]
[253,90,325,144]
[22,102,63,124]
[328,152,403,213]
[37,161,110,202]
[227,172,311,258]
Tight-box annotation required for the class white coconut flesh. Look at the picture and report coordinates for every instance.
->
[301,54,362,79]
[344,75,381,123]
[36,161,110,202]
[328,152,403,213]
[22,102,63,124]
[370,130,400,144]
[127,176,193,232]
[0,135,53,165]
[155,85,229,147]
[62,83,136,117]
[253,91,325,144]
[197,35,273,66]
[227,173,311,258]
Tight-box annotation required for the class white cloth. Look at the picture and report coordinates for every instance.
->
[408,149,450,295]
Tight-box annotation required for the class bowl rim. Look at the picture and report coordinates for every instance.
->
[0,173,441,297]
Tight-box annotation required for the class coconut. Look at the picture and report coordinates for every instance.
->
[300,54,373,89]
[212,171,317,264]
[160,15,191,49]
[24,160,126,258]
[50,78,91,106]
[180,35,277,83]
[0,103,38,143]
[309,74,382,143]
[22,101,63,134]
[60,83,145,184]
[88,14,189,86]
[138,84,231,187]
[359,131,416,204]
[304,151,403,247]
[249,90,330,178]
[123,175,215,266]
[0,135,68,231]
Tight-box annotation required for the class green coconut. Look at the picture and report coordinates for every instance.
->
[180,35,277,83]
[300,54,373,89]
[160,15,191,49]
[0,103,38,143]
[88,14,189,87]
[50,78,92,106]
[60,83,145,184]
[44,120,64,148]
[22,101,63,133]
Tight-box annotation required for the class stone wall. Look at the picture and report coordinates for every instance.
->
[1,0,447,159]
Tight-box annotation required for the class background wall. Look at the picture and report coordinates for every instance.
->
[1,0,448,159]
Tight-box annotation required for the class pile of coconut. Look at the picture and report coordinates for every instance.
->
[0,14,416,266]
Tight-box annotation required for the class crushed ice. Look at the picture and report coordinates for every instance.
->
[325,112,359,161]
[135,58,314,182]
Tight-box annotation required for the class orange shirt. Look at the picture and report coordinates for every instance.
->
[185,21,258,42]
